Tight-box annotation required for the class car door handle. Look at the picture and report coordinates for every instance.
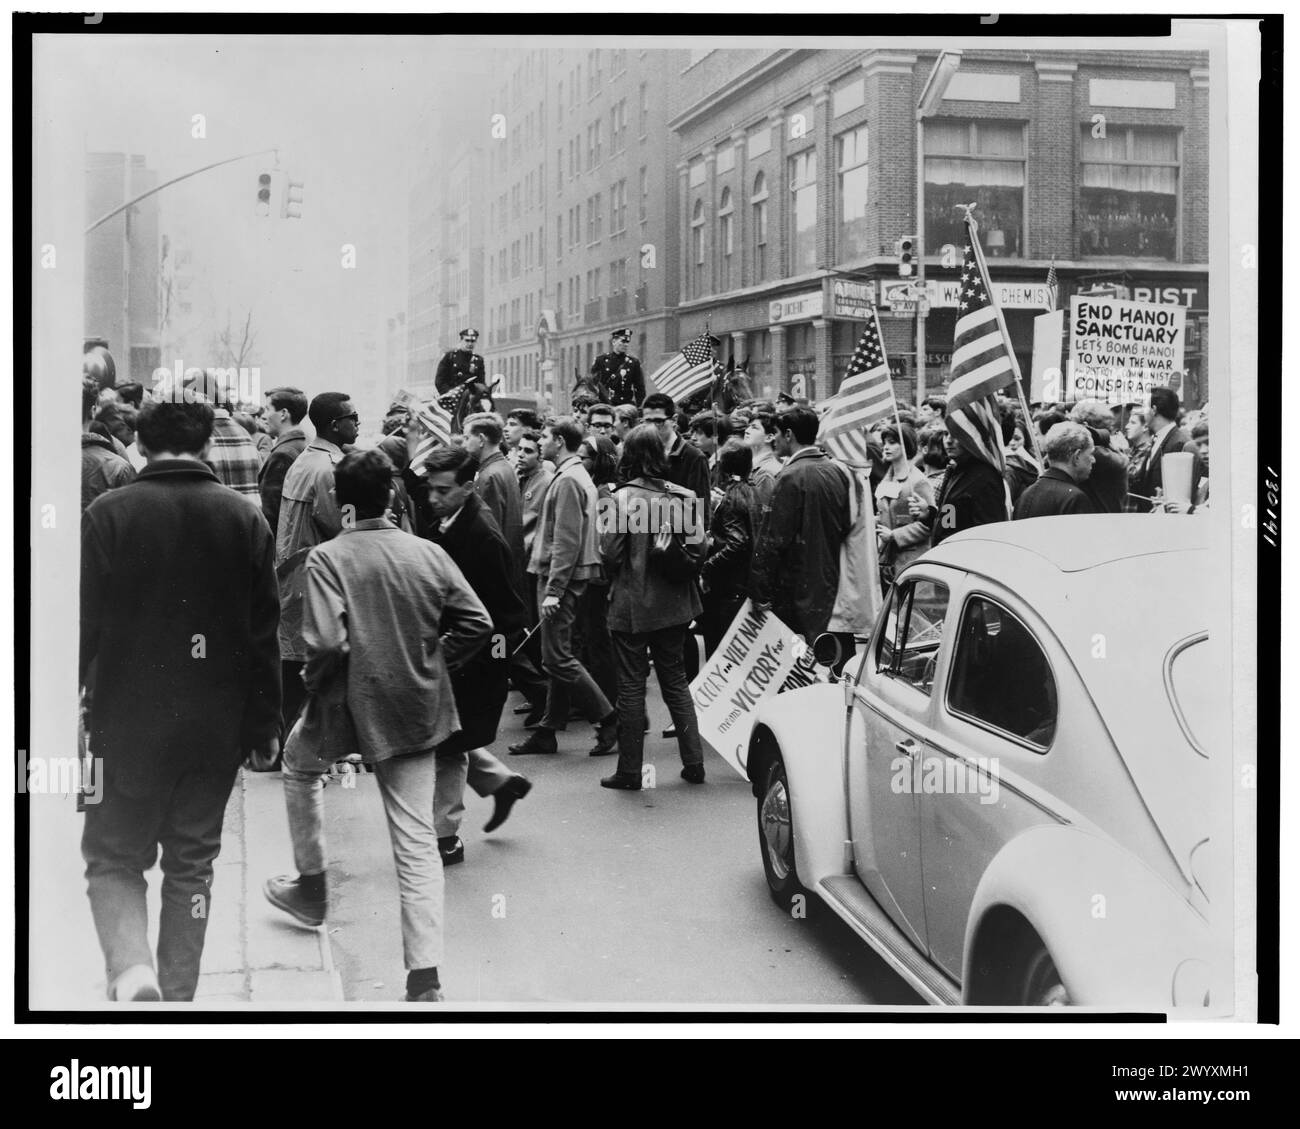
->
[895,738,919,758]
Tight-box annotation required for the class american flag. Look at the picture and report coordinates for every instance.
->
[945,215,1016,474]
[647,332,716,403]
[408,397,453,477]
[1044,259,1059,312]
[817,307,896,466]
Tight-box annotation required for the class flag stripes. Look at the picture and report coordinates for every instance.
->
[817,307,896,466]
[649,333,716,403]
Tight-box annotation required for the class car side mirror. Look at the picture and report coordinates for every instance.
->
[811,632,844,670]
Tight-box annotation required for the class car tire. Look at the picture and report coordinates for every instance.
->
[756,755,814,918]
[1017,938,1071,1006]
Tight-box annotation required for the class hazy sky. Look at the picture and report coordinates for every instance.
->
[38,34,435,395]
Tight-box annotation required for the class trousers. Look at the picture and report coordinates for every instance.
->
[536,578,613,730]
[82,757,239,1001]
[611,624,705,776]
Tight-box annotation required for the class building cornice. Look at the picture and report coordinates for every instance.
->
[668,49,816,133]
[1035,61,1078,83]
[862,53,918,81]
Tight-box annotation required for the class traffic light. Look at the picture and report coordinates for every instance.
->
[256,171,273,217]
[282,176,304,220]
[896,234,916,278]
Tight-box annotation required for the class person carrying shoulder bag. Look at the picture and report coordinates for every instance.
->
[597,424,708,791]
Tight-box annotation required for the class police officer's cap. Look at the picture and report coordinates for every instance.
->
[459,328,479,340]
[611,328,632,343]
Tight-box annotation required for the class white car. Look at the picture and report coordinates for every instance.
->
[746,514,1230,1008]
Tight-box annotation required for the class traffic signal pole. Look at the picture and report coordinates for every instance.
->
[84,147,280,234]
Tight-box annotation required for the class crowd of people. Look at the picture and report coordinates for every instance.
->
[78,341,1210,1004]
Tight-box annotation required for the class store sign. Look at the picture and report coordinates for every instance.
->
[881,278,1050,310]
[1067,296,1186,404]
[769,290,823,323]
[1129,283,1205,308]
[831,279,876,320]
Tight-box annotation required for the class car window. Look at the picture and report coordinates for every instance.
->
[1167,635,1211,758]
[947,595,1057,749]
[874,578,949,695]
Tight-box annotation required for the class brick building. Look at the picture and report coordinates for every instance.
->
[668,47,1210,407]
[478,47,687,410]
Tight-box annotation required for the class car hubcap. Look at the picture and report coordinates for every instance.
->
[761,776,792,881]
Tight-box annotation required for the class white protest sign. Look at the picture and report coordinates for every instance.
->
[690,601,807,779]
[1067,296,1186,404]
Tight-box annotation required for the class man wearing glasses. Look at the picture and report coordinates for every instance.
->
[585,403,616,441]
[274,393,360,738]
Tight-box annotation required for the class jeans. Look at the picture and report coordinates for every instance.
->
[577,583,618,706]
[373,752,444,970]
[82,757,239,1001]
[281,660,308,739]
[612,624,705,776]
[537,579,613,730]
[433,748,514,838]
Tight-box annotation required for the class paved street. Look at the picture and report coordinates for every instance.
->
[28,686,919,1009]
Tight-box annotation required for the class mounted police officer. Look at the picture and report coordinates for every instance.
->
[590,328,645,407]
[436,328,488,398]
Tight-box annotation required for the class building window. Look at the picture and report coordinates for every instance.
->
[924,120,1026,259]
[611,99,626,153]
[557,82,564,125]
[639,166,648,222]
[557,148,564,192]
[836,125,870,261]
[718,187,734,290]
[789,151,818,272]
[556,216,563,262]
[1080,126,1179,260]
[751,172,769,282]
[610,179,627,233]
[690,198,706,297]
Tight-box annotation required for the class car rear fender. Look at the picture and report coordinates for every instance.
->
[747,685,851,889]
[963,824,1217,1009]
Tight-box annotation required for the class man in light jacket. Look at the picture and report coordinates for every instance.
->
[265,449,493,1004]
[508,417,619,757]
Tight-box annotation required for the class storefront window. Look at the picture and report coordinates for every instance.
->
[836,126,870,261]
[924,120,1025,258]
[1079,127,1179,260]
[789,151,818,272]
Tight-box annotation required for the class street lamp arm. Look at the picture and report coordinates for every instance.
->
[84,147,279,234]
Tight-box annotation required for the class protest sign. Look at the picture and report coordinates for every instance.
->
[1030,310,1064,402]
[1067,296,1186,404]
[690,602,809,779]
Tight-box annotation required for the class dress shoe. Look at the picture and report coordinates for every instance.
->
[600,771,642,790]
[508,729,557,756]
[438,836,465,866]
[111,964,161,1002]
[404,987,445,1002]
[483,774,532,833]
[588,712,619,757]
[681,764,706,784]
[264,875,327,927]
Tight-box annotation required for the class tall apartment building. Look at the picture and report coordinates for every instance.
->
[478,46,686,410]
[85,152,161,384]
[669,48,1210,406]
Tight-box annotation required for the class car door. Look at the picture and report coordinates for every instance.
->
[847,570,955,951]
[918,588,1063,981]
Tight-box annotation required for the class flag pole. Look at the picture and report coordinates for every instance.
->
[965,205,1044,466]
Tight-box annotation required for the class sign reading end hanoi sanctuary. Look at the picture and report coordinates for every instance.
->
[1067,295,1186,403]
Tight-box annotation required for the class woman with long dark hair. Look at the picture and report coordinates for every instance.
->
[597,424,707,790]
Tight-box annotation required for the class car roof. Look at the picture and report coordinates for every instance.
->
[913,515,1216,872]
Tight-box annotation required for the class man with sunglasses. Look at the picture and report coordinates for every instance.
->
[274,393,360,738]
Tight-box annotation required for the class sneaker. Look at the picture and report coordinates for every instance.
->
[111,964,161,1002]
[263,875,327,927]
[438,836,465,866]
[483,775,532,833]
[681,764,706,784]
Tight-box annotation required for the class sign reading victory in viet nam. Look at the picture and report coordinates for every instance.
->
[689,602,827,779]
[1067,295,1186,404]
